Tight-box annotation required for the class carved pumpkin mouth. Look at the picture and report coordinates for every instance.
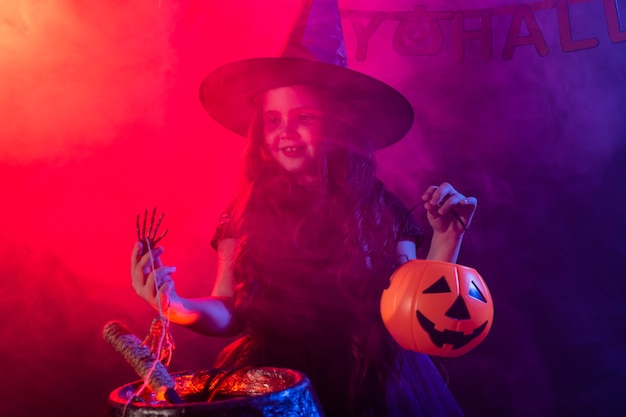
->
[416,311,488,350]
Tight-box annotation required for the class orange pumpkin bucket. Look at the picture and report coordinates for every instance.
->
[381,260,494,357]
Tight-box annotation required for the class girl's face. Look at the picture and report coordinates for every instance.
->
[262,85,324,174]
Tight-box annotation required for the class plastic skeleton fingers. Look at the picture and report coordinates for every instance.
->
[133,209,175,366]
[136,208,168,256]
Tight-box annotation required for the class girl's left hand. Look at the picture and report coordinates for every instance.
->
[422,182,477,238]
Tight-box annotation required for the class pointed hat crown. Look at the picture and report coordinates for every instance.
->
[281,0,347,67]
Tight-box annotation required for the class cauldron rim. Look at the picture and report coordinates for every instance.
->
[107,367,308,408]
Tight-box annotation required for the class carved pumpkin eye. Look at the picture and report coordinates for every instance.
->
[423,276,451,293]
[468,281,487,303]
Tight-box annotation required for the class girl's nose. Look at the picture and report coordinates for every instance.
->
[279,118,298,138]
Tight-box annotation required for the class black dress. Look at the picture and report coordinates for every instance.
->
[210,179,465,417]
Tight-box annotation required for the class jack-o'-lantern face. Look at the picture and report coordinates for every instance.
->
[380,260,493,357]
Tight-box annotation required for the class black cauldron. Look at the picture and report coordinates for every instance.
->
[103,367,325,417]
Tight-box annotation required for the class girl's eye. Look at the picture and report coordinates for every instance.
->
[299,113,319,123]
[264,116,281,127]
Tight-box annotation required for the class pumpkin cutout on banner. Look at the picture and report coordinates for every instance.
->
[380,260,493,357]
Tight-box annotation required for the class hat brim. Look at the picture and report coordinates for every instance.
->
[199,58,413,150]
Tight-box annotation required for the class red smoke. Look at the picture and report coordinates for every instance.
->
[0,1,300,415]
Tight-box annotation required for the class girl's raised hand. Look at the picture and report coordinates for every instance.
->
[422,182,477,238]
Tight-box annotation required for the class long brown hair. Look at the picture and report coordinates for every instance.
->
[226,87,404,415]
[230,87,400,280]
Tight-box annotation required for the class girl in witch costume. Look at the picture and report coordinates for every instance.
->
[131,1,476,415]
